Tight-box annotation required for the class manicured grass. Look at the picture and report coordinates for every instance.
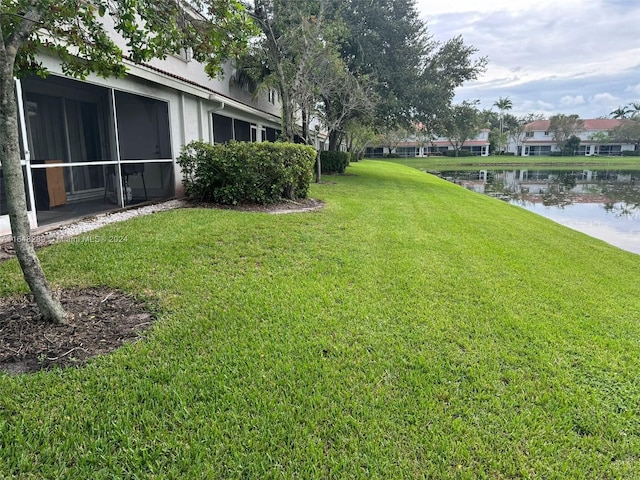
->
[2,160,640,478]
[385,155,640,170]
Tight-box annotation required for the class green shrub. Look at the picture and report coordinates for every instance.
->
[177,141,316,204]
[319,151,350,174]
[445,150,474,157]
[622,150,640,156]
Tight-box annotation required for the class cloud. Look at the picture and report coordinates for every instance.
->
[590,93,621,106]
[421,0,640,118]
[560,95,585,107]
[521,100,555,113]
[626,83,640,95]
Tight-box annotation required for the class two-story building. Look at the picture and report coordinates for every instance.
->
[511,119,635,156]
[1,16,309,238]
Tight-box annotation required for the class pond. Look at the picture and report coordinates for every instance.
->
[436,169,640,255]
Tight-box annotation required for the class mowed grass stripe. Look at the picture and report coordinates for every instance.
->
[1,160,639,478]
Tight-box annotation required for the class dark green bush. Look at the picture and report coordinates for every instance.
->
[177,141,316,204]
[622,150,640,156]
[445,150,474,157]
[319,151,350,174]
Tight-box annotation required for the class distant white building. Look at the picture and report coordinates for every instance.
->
[509,119,635,156]
[366,129,490,158]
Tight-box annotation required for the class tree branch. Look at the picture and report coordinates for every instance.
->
[5,2,43,55]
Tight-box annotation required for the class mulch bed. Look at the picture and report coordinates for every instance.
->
[0,287,155,375]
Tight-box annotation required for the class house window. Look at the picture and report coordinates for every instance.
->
[525,131,534,138]
[234,119,251,141]
[212,113,233,143]
[265,127,280,142]
[544,131,550,136]
[268,89,276,104]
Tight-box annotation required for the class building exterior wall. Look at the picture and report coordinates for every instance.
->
[1,29,285,237]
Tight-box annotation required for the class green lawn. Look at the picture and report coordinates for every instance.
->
[2,160,640,478]
[385,154,640,170]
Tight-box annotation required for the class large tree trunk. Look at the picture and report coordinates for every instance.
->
[328,130,341,151]
[279,84,297,142]
[1,51,67,323]
[301,107,308,144]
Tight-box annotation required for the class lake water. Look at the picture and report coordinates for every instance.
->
[437,169,640,255]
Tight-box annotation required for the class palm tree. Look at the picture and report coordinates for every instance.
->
[493,96,513,152]
[610,106,630,119]
[627,102,640,118]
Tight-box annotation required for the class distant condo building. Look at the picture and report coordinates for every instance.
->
[508,119,635,156]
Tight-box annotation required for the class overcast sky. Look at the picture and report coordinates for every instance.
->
[415,0,640,119]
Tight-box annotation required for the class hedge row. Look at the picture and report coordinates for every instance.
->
[319,151,351,174]
[177,141,317,205]
[445,150,475,157]
[622,150,640,157]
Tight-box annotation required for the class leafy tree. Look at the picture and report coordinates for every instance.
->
[314,55,375,151]
[336,0,427,129]
[480,109,500,131]
[413,36,487,137]
[343,120,377,160]
[242,0,485,151]
[489,128,508,155]
[245,0,370,150]
[610,118,640,152]
[564,135,581,156]
[247,0,328,142]
[548,114,584,155]
[441,100,482,156]
[334,2,485,142]
[589,131,610,155]
[0,0,254,323]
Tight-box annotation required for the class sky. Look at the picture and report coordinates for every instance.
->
[415,0,640,119]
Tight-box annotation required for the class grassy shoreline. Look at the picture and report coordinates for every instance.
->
[384,154,640,170]
[1,160,640,478]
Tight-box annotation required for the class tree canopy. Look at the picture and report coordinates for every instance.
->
[548,114,584,153]
[610,118,640,151]
[441,100,483,156]
[237,0,486,150]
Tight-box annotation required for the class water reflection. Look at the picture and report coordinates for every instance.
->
[437,169,640,254]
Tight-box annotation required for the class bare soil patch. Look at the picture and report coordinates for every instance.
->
[0,287,154,375]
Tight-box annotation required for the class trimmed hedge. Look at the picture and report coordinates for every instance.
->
[445,150,474,157]
[622,150,640,156]
[319,151,350,174]
[177,141,316,204]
